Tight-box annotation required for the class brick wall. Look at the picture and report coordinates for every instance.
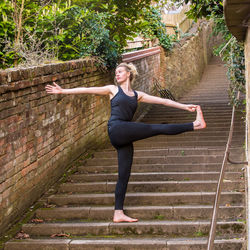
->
[0,51,162,234]
[0,20,218,235]
[0,60,115,234]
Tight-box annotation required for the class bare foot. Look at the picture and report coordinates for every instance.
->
[113,210,138,223]
[193,105,206,130]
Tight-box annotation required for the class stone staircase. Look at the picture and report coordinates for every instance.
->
[5,57,246,249]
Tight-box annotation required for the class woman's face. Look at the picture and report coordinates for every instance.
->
[115,67,130,84]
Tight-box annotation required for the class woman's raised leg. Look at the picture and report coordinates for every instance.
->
[109,106,206,148]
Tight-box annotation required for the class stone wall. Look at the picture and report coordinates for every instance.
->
[0,20,218,235]
[246,27,250,162]
[160,20,220,100]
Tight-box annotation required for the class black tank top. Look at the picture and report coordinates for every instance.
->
[109,85,138,122]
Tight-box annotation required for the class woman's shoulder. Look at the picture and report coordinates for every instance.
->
[106,84,118,90]
[107,85,119,100]
[108,85,119,93]
[135,90,144,96]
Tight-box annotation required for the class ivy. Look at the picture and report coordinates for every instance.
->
[213,18,245,106]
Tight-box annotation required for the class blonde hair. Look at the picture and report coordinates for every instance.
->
[116,62,138,84]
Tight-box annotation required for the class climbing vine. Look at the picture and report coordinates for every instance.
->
[213,17,245,107]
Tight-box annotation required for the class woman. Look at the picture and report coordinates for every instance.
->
[45,62,206,223]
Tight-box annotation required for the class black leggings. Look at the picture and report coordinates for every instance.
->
[108,120,194,210]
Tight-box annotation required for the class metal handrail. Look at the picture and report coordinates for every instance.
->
[153,77,176,101]
[207,91,247,249]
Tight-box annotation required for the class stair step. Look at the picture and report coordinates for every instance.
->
[145,113,242,118]
[21,221,245,237]
[79,163,244,174]
[69,172,243,182]
[142,116,243,121]
[133,141,243,147]
[4,237,245,250]
[85,155,226,166]
[47,192,244,206]
[59,180,243,193]
[35,205,244,221]
[95,147,243,157]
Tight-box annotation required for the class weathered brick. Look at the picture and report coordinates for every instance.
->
[21,161,38,178]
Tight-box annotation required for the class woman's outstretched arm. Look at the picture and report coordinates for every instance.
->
[137,91,197,112]
[45,82,116,97]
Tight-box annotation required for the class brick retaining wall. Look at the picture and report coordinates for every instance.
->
[0,60,114,234]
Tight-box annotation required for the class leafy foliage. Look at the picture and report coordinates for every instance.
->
[72,0,152,48]
[213,17,245,106]
[0,1,121,68]
[0,0,176,69]
[141,7,177,50]
[173,0,223,20]
[0,0,16,67]
[53,6,120,68]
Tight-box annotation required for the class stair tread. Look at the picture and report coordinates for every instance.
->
[23,220,244,226]
[50,191,243,196]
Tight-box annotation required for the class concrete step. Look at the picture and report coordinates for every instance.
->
[148,110,243,117]
[90,136,245,145]
[133,140,243,148]
[21,221,245,237]
[93,147,243,157]
[142,104,243,110]
[47,192,244,206]
[58,180,244,193]
[4,238,245,250]
[85,155,226,166]
[79,163,244,174]
[141,119,244,126]
[142,113,243,119]
[69,171,243,182]
[144,110,241,115]
[35,205,244,221]
[131,135,244,143]
[143,113,243,119]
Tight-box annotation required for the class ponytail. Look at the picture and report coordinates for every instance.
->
[116,62,138,84]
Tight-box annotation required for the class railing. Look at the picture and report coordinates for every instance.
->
[152,77,176,101]
[207,91,248,249]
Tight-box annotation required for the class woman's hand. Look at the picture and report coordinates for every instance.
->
[185,104,198,112]
[45,82,63,94]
